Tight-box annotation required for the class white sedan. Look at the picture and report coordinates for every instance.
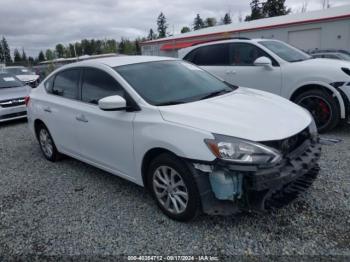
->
[27,56,321,221]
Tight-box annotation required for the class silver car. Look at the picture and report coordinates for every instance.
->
[0,73,30,122]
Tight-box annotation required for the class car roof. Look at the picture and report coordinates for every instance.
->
[70,55,178,68]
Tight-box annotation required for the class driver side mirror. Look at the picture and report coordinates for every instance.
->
[254,56,272,68]
[98,95,127,111]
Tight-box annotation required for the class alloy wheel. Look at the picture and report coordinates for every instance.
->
[39,128,54,158]
[152,166,189,214]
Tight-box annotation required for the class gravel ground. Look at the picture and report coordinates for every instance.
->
[0,120,349,260]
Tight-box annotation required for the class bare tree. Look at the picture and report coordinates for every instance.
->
[321,0,330,9]
[301,0,309,13]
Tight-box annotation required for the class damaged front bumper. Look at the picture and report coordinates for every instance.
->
[186,139,321,216]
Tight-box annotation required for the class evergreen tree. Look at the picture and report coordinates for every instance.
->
[14,48,21,63]
[21,49,27,62]
[263,0,291,17]
[0,43,3,63]
[204,17,217,28]
[193,14,205,30]
[180,27,191,34]
[245,0,264,21]
[157,12,168,38]
[28,57,34,65]
[222,13,232,24]
[1,37,12,63]
[55,44,65,58]
[147,29,156,40]
[38,50,45,61]
[45,49,54,60]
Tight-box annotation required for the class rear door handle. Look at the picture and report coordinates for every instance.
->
[225,70,236,75]
[43,106,51,113]
[76,114,88,123]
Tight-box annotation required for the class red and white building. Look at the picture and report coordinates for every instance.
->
[141,5,350,57]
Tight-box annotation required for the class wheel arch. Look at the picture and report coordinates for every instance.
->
[34,119,47,139]
[141,147,180,189]
[289,82,346,119]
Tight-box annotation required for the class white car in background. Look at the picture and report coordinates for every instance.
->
[179,38,350,132]
[4,66,40,88]
[0,72,30,122]
[27,56,321,221]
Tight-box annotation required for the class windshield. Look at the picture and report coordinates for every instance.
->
[259,41,311,62]
[114,60,235,106]
[4,67,35,75]
[0,73,24,88]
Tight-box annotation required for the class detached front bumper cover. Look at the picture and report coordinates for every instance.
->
[187,139,321,215]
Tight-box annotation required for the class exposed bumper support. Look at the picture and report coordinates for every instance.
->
[187,141,321,216]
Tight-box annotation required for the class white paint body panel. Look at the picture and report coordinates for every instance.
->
[179,39,350,119]
[27,56,311,187]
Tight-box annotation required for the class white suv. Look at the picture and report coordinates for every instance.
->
[179,39,350,132]
[27,56,321,221]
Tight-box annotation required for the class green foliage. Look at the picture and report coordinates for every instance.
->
[45,49,54,60]
[55,44,65,58]
[263,0,291,17]
[193,14,205,30]
[21,49,27,62]
[157,12,168,38]
[1,37,12,64]
[245,0,264,21]
[13,48,21,63]
[222,13,232,24]
[0,43,3,63]
[148,29,157,40]
[181,27,191,34]
[38,51,45,61]
[204,17,217,28]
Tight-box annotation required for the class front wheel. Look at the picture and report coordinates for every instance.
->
[294,89,340,133]
[147,153,201,222]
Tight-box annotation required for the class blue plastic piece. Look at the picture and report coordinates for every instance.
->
[209,170,243,201]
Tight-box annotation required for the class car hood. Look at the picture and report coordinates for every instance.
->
[159,87,312,142]
[296,58,350,69]
[0,85,31,100]
[16,74,39,82]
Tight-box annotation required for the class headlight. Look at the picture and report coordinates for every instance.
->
[205,134,282,165]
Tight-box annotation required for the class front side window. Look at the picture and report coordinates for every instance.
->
[259,40,311,62]
[52,69,80,99]
[81,68,124,104]
[230,43,276,66]
[115,61,235,106]
[184,44,230,66]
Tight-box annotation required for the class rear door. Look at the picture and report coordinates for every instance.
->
[41,69,82,155]
[184,43,233,81]
[75,67,136,179]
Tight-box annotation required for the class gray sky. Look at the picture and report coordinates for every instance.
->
[0,0,349,57]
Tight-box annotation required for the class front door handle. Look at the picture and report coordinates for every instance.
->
[43,106,51,113]
[76,114,88,123]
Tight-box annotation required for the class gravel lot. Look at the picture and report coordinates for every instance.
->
[0,120,349,260]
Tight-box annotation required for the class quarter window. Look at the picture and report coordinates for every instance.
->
[184,44,230,66]
[52,69,80,99]
[82,68,124,104]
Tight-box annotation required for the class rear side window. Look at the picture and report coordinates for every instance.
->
[52,69,80,99]
[184,44,229,66]
[230,43,278,66]
[81,68,125,104]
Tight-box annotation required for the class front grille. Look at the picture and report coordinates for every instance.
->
[0,98,25,108]
[260,128,311,156]
[0,111,26,120]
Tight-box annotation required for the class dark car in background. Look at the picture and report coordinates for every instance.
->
[0,73,30,122]
[310,49,350,61]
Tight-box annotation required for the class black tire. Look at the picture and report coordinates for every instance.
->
[294,89,340,133]
[147,153,201,222]
[36,124,60,162]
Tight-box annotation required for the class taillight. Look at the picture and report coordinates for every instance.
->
[24,96,30,106]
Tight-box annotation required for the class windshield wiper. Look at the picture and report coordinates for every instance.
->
[156,101,187,106]
[199,89,232,100]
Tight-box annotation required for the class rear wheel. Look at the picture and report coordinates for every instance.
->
[37,124,60,162]
[294,89,340,133]
[147,153,201,222]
